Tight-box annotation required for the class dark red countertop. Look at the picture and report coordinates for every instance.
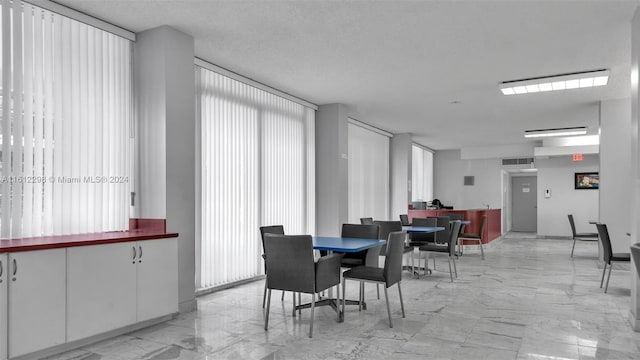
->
[0,219,178,253]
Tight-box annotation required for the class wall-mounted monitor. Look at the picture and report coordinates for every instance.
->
[575,172,599,190]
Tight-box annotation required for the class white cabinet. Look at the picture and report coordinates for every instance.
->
[7,249,66,358]
[0,254,7,360]
[67,238,178,342]
[136,238,178,322]
[66,242,137,342]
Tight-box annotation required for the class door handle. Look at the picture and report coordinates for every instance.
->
[132,246,137,264]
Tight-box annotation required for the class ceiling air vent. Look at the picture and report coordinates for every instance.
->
[502,158,534,166]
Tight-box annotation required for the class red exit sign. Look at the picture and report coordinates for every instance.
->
[572,154,584,161]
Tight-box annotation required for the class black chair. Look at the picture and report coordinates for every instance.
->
[595,223,630,293]
[342,231,406,327]
[340,224,381,268]
[418,220,462,282]
[442,212,463,222]
[373,220,410,298]
[408,217,437,245]
[399,214,411,226]
[259,225,285,308]
[568,214,598,257]
[631,243,640,278]
[360,217,374,225]
[263,234,343,338]
[458,215,486,260]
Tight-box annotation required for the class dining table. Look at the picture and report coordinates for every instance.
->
[292,236,386,322]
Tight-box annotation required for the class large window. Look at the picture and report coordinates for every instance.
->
[348,121,390,222]
[412,145,433,202]
[196,66,315,290]
[0,1,132,238]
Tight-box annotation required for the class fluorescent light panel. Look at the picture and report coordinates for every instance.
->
[524,127,588,138]
[501,69,609,95]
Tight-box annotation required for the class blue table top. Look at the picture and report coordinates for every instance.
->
[402,226,445,233]
[312,236,386,253]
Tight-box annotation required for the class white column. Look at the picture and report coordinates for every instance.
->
[630,6,640,331]
[134,26,196,313]
[390,134,412,220]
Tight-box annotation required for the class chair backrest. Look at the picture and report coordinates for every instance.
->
[631,243,640,278]
[399,214,410,226]
[373,221,403,241]
[410,217,437,243]
[360,217,374,225]
[595,223,612,264]
[263,234,315,293]
[384,231,407,287]
[442,212,463,222]
[434,216,451,244]
[447,221,462,256]
[341,223,380,239]
[567,215,578,237]
[476,215,487,237]
[259,225,285,251]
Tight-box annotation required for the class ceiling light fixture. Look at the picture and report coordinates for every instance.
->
[524,126,588,138]
[500,69,609,95]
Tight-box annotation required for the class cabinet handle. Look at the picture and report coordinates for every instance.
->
[139,245,143,262]
[12,258,17,276]
[132,246,137,264]
[0,259,3,278]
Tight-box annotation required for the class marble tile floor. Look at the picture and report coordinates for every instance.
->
[47,233,640,360]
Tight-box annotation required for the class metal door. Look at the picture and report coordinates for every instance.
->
[511,176,537,232]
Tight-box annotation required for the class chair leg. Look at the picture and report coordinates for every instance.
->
[336,284,341,322]
[447,257,454,282]
[478,239,485,260]
[262,281,267,308]
[342,279,347,321]
[398,282,405,318]
[359,282,364,311]
[600,263,608,288]
[292,292,297,317]
[281,291,285,301]
[383,286,393,328]
[452,255,458,278]
[309,293,316,338]
[377,284,380,300]
[571,238,577,257]
[298,292,302,316]
[605,263,613,293]
[264,289,272,331]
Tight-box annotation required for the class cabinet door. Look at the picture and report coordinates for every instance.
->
[0,254,7,360]
[67,242,137,342]
[136,238,178,322]
[8,249,66,358]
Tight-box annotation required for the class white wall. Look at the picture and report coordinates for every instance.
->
[433,149,502,209]
[599,98,632,253]
[536,156,599,237]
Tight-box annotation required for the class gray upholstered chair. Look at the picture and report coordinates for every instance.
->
[442,212,463,222]
[373,220,409,298]
[340,224,381,268]
[399,214,411,226]
[259,225,285,308]
[341,231,407,327]
[631,243,640,278]
[568,214,598,257]
[263,234,343,338]
[595,223,630,293]
[418,220,462,282]
[360,217,374,225]
[458,215,486,260]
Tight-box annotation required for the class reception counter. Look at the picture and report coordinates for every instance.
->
[408,208,502,244]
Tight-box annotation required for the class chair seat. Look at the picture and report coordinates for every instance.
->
[611,253,631,262]
[575,232,598,238]
[341,258,365,268]
[418,243,448,252]
[459,233,480,239]
[343,266,385,282]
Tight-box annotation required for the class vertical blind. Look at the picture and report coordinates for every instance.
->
[412,145,433,202]
[0,1,131,238]
[347,122,390,222]
[196,66,315,290]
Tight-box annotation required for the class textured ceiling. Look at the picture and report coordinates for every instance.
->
[56,0,639,150]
